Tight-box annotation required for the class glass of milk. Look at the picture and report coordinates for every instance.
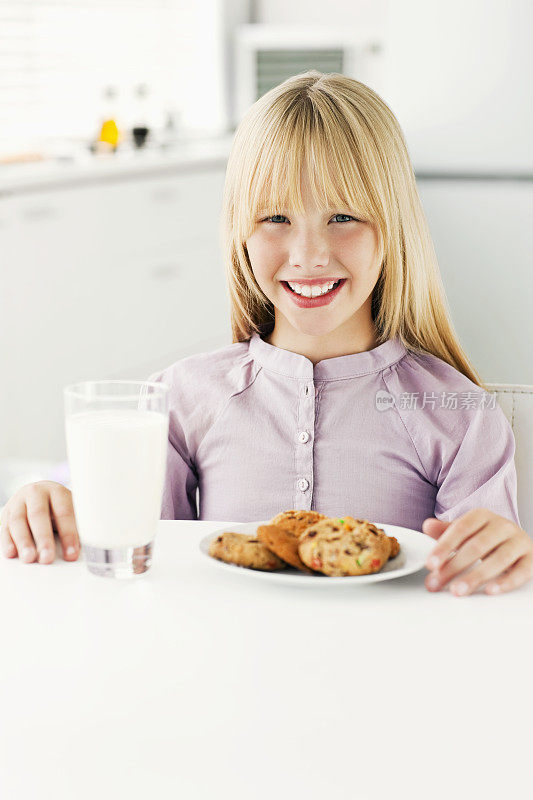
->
[64,380,169,579]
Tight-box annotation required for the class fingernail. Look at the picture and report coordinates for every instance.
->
[452,582,468,595]
[486,583,500,594]
[22,546,34,561]
[427,556,440,569]
[427,576,439,590]
[66,545,77,557]
[39,548,52,563]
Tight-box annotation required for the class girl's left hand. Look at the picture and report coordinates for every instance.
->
[422,508,533,596]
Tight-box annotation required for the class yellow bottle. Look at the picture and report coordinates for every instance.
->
[97,86,122,151]
[98,118,120,148]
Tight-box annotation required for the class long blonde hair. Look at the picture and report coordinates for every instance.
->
[220,70,487,390]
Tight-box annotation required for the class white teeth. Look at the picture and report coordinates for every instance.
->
[287,281,339,297]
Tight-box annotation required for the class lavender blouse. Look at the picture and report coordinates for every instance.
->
[148,332,520,531]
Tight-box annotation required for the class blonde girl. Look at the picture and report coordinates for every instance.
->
[2,70,532,596]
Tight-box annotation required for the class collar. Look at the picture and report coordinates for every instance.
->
[248,331,408,380]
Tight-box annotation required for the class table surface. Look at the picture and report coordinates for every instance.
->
[1,520,532,800]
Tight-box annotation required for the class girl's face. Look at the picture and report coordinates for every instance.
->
[244,164,382,360]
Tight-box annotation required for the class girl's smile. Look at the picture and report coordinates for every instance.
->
[280,277,348,307]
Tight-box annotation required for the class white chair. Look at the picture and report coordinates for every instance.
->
[486,383,533,534]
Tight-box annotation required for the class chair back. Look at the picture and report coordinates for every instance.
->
[486,383,533,533]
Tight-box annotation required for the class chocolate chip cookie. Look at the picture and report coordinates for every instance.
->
[269,509,327,538]
[208,532,288,571]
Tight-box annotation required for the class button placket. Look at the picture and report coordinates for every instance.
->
[294,380,315,508]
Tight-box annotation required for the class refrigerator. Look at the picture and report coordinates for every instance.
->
[381,0,533,385]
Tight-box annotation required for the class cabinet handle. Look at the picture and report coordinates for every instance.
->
[150,263,181,280]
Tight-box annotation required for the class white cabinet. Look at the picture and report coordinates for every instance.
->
[0,167,231,461]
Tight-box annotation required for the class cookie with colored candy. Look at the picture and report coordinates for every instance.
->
[298,517,392,577]
[256,524,315,574]
[269,509,327,538]
[320,516,400,558]
[208,532,287,571]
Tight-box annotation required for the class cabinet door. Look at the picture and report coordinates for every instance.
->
[93,169,226,261]
[89,169,229,377]
[94,236,230,378]
[1,185,109,459]
[0,167,229,461]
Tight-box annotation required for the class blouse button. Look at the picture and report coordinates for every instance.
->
[298,478,310,492]
[298,430,310,443]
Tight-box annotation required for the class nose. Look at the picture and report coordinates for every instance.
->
[288,228,329,271]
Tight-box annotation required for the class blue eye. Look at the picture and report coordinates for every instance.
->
[263,214,358,224]
[332,214,356,223]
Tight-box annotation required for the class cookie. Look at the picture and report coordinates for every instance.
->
[208,532,288,571]
[388,536,400,558]
[339,517,400,558]
[256,524,316,574]
[298,517,392,577]
[268,509,327,539]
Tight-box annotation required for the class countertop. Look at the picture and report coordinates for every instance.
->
[1,520,531,800]
[0,134,235,196]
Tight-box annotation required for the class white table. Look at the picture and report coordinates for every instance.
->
[1,520,531,800]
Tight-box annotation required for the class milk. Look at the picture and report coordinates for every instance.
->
[65,408,168,549]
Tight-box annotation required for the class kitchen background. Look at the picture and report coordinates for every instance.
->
[1,0,532,506]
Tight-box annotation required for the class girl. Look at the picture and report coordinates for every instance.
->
[1,71,532,596]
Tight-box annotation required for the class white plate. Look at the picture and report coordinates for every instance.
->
[199,520,434,586]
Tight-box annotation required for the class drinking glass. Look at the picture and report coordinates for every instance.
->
[64,380,169,578]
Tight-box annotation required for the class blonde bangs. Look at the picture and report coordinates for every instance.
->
[238,94,378,242]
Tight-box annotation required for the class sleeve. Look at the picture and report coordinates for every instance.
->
[433,403,520,527]
[147,371,199,521]
[160,423,199,520]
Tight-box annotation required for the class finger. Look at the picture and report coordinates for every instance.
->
[425,508,493,570]
[24,485,56,563]
[49,484,80,560]
[0,511,17,558]
[446,535,532,596]
[425,520,513,591]
[484,552,533,595]
[6,501,39,562]
[422,518,450,541]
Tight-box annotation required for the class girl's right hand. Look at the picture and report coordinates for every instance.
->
[0,481,81,564]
